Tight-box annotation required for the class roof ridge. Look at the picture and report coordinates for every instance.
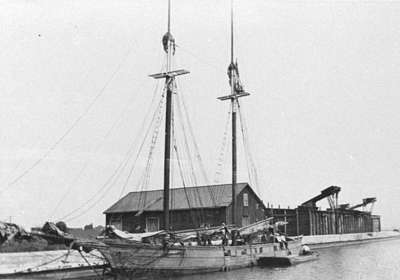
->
[125,182,249,194]
[104,182,252,214]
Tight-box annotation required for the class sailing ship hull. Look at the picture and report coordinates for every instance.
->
[95,239,302,277]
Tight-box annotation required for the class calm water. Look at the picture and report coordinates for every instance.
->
[149,239,400,280]
[100,238,400,280]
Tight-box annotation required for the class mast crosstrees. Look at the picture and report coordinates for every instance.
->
[150,0,189,231]
[217,0,250,226]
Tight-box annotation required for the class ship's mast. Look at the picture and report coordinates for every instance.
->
[218,0,249,225]
[150,0,189,231]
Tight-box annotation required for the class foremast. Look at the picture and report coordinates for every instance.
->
[218,0,250,225]
[150,0,189,231]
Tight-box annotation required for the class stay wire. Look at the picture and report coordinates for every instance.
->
[214,104,232,201]
[50,71,163,219]
[237,102,261,195]
[8,39,137,187]
[118,67,165,199]
[175,82,217,208]
[135,86,167,211]
[173,143,197,227]
[61,92,166,222]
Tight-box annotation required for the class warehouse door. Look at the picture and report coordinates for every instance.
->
[146,217,160,232]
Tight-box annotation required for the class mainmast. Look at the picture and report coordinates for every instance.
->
[150,0,189,231]
[218,0,250,225]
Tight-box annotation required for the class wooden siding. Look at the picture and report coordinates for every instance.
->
[106,208,227,232]
[235,186,265,226]
[106,185,266,231]
[265,206,380,236]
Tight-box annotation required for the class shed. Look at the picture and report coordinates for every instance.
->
[104,182,265,232]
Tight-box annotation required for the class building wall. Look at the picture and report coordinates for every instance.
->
[371,215,381,232]
[105,187,266,231]
[106,207,227,232]
[226,186,265,227]
[264,206,380,236]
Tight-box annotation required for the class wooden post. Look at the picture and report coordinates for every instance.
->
[296,208,299,236]
[284,209,287,234]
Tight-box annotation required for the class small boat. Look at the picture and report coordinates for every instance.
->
[257,251,319,267]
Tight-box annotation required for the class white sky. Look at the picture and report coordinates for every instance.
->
[1,0,400,230]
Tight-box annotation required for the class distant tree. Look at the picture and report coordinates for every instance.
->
[56,221,67,233]
[84,224,94,230]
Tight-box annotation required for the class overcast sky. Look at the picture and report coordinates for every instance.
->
[1,0,400,230]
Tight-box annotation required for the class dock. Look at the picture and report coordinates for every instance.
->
[0,249,108,279]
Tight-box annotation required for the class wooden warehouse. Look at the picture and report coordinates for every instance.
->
[104,183,266,232]
[266,186,381,236]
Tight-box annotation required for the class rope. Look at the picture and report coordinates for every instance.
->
[58,81,167,221]
[49,62,166,219]
[79,250,104,280]
[178,88,218,207]
[136,87,166,211]
[119,76,165,199]
[11,252,69,274]
[174,95,206,222]
[237,102,261,196]
[214,105,232,184]
[8,39,137,187]
[174,83,217,209]
[174,144,197,227]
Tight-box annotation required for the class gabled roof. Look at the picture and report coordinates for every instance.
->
[104,183,250,214]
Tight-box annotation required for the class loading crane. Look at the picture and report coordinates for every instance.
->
[301,186,341,209]
[349,197,377,213]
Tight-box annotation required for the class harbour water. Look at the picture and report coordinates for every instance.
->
[112,238,400,280]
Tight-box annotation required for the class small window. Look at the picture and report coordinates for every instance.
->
[256,203,259,209]
[242,249,247,255]
[259,247,263,253]
[243,193,248,207]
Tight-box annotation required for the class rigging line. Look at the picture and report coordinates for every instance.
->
[1,66,88,187]
[118,70,165,199]
[174,143,197,227]
[174,82,217,208]
[214,105,232,183]
[175,45,222,73]
[238,107,254,189]
[136,90,166,210]
[60,92,166,221]
[174,94,206,212]
[49,161,89,219]
[50,72,164,219]
[138,97,164,193]
[237,102,261,195]
[238,104,256,190]
[176,81,210,184]
[56,61,166,220]
[64,171,122,222]
[63,128,148,222]
[214,104,232,201]
[175,94,198,186]
[8,40,137,187]
[140,89,165,188]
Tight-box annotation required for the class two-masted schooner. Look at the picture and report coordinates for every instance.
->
[76,0,302,277]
